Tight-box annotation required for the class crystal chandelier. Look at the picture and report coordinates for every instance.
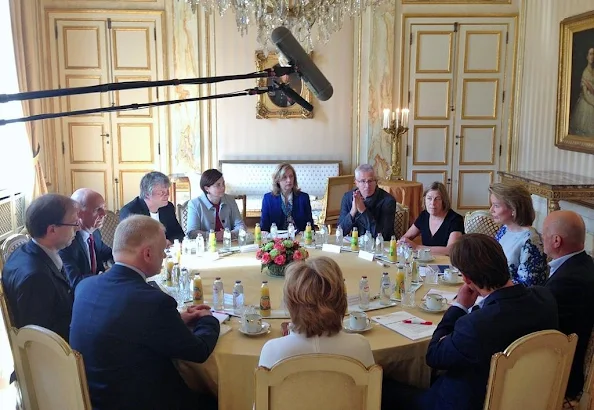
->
[184,0,387,52]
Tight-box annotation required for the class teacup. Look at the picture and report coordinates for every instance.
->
[349,311,370,331]
[242,313,263,333]
[443,268,460,283]
[426,294,445,310]
[418,248,432,261]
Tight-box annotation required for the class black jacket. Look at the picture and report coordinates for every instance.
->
[119,196,185,241]
[59,230,113,289]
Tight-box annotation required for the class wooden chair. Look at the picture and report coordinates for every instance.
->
[98,210,119,248]
[254,354,382,410]
[464,210,501,237]
[177,200,189,236]
[0,234,29,270]
[483,330,578,410]
[11,325,92,410]
[394,204,410,239]
[318,175,355,227]
[235,194,247,220]
[563,329,594,409]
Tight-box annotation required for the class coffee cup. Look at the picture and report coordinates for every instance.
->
[418,248,432,261]
[349,311,370,331]
[242,313,263,333]
[426,294,445,310]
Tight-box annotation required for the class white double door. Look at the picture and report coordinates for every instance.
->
[48,10,166,210]
[403,17,515,211]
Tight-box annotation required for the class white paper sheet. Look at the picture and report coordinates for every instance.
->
[370,311,437,340]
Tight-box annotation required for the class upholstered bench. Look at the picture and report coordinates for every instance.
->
[220,160,341,221]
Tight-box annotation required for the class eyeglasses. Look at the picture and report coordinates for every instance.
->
[55,222,80,227]
[152,190,170,198]
[356,179,377,185]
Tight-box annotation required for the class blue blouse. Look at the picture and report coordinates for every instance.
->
[495,225,548,286]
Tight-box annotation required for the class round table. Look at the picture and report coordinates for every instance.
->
[175,249,455,410]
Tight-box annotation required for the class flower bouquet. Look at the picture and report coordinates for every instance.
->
[256,239,309,277]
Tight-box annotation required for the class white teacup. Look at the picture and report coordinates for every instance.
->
[242,313,263,333]
[349,311,370,331]
[418,248,432,260]
[443,268,460,283]
[426,294,445,310]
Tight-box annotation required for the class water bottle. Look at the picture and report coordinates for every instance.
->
[180,268,190,301]
[335,225,343,246]
[270,223,278,239]
[375,233,384,257]
[380,272,392,305]
[359,276,370,309]
[411,257,420,283]
[212,277,224,310]
[233,280,244,313]
[238,227,247,247]
[319,224,328,245]
[182,237,190,254]
[364,231,373,252]
[223,227,232,250]
[196,233,205,254]
[288,223,296,240]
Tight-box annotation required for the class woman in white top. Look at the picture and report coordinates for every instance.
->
[258,256,375,368]
[489,183,548,286]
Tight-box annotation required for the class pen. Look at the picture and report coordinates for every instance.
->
[403,319,433,325]
[376,261,389,268]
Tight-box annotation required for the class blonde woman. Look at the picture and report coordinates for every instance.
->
[258,256,374,368]
[260,163,313,232]
[489,182,547,286]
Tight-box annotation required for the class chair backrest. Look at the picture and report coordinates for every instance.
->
[235,194,247,220]
[319,175,355,226]
[177,201,189,235]
[394,205,410,239]
[1,234,29,267]
[483,330,578,410]
[465,210,501,237]
[254,354,382,410]
[0,281,15,355]
[99,210,119,248]
[579,330,594,410]
[11,325,92,410]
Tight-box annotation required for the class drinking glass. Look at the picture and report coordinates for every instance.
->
[424,266,438,285]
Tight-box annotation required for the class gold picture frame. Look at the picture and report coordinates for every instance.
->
[402,0,510,3]
[255,50,313,119]
[555,10,594,154]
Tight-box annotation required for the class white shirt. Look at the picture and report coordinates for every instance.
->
[32,238,63,271]
[115,262,147,281]
[548,250,585,278]
[258,330,375,369]
[149,211,160,222]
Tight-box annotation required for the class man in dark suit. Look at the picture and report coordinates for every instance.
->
[382,234,559,410]
[59,188,113,288]
[119,171,184,244]
[543,210,594,399]
[70,215,219,410]
[2,194,80,341]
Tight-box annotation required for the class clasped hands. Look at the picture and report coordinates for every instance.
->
[181,304,213,325]
[349,190,367,217]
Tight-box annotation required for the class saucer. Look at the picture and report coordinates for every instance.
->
[238,321,271,336]
[439,276,463,286]
[343,318,373,333]
[419,301,448,313]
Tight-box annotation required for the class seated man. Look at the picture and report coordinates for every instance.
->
[70,215,219,410]
[543,210,594,399]
[382,234,559,410]
[119,171,184,243]
[2,194,79,341]
[338,164,396,238]
[59,188,113,288]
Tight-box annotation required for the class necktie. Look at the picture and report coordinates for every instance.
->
[87,235,97,274]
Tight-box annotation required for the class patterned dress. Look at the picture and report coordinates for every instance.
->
[495,225,548,286]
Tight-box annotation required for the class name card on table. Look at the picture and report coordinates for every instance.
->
[322,244,342,254]
[358,250,375,262]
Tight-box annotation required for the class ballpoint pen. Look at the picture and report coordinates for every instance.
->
[403,319,433,325]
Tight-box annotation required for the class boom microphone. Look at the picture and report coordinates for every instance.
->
[271,27,333,101]
[277,83,313,112]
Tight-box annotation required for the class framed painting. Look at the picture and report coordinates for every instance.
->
[255,50,313,119]
[556,10,594,154]
[402,0,510,3]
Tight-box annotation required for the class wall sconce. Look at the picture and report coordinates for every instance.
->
[382,108,409,180]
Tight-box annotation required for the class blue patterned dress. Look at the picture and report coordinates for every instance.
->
[495,225,548,286]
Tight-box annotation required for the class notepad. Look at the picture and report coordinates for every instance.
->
[371,311,437,340]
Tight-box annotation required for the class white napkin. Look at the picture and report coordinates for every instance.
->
[240,244,259,253]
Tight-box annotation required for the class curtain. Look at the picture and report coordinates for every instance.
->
[9,0,48,197]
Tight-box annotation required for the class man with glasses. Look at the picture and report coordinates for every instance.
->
[59,188,113,289]
[338,164,396,238]
[119,171,185,243]
[2,194,79,341]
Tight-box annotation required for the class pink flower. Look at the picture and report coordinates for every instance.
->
[293,250,303,260]
[293,241,300,248]
[261,253,272,264]
[256,249,263,260]
[273,243,285,252]
[274,254,286,265]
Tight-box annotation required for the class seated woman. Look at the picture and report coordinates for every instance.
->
[489,182,547,286]
[399,181,464,255]
[258,256,374,368]
[260,163,314,232]
[187,169,245,240]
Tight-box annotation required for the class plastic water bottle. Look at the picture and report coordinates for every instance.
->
[380,272,392,306]
[238,227,247,247]
[364,231,373,252]
[375,233,384,257]
[196,233,205,254]
[359,276,370,309]
[212,277,224,310]
[223,228,232,250]
[270,223,278,239]
[180,268,190,302]
[335,225,343,246]
[288,223,296,240]
[233,280,244,313]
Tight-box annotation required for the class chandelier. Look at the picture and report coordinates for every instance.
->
[184,0,387,52]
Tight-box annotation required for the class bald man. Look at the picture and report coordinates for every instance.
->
[59,188,113,288]
[543,210,594,399]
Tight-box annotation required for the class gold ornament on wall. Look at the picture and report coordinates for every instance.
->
[402,0,510,3]
[255,51,313,119]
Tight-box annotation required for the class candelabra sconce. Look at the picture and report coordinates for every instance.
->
[382,108,410,181]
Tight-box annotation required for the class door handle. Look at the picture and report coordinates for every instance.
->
[101,133,110,144]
